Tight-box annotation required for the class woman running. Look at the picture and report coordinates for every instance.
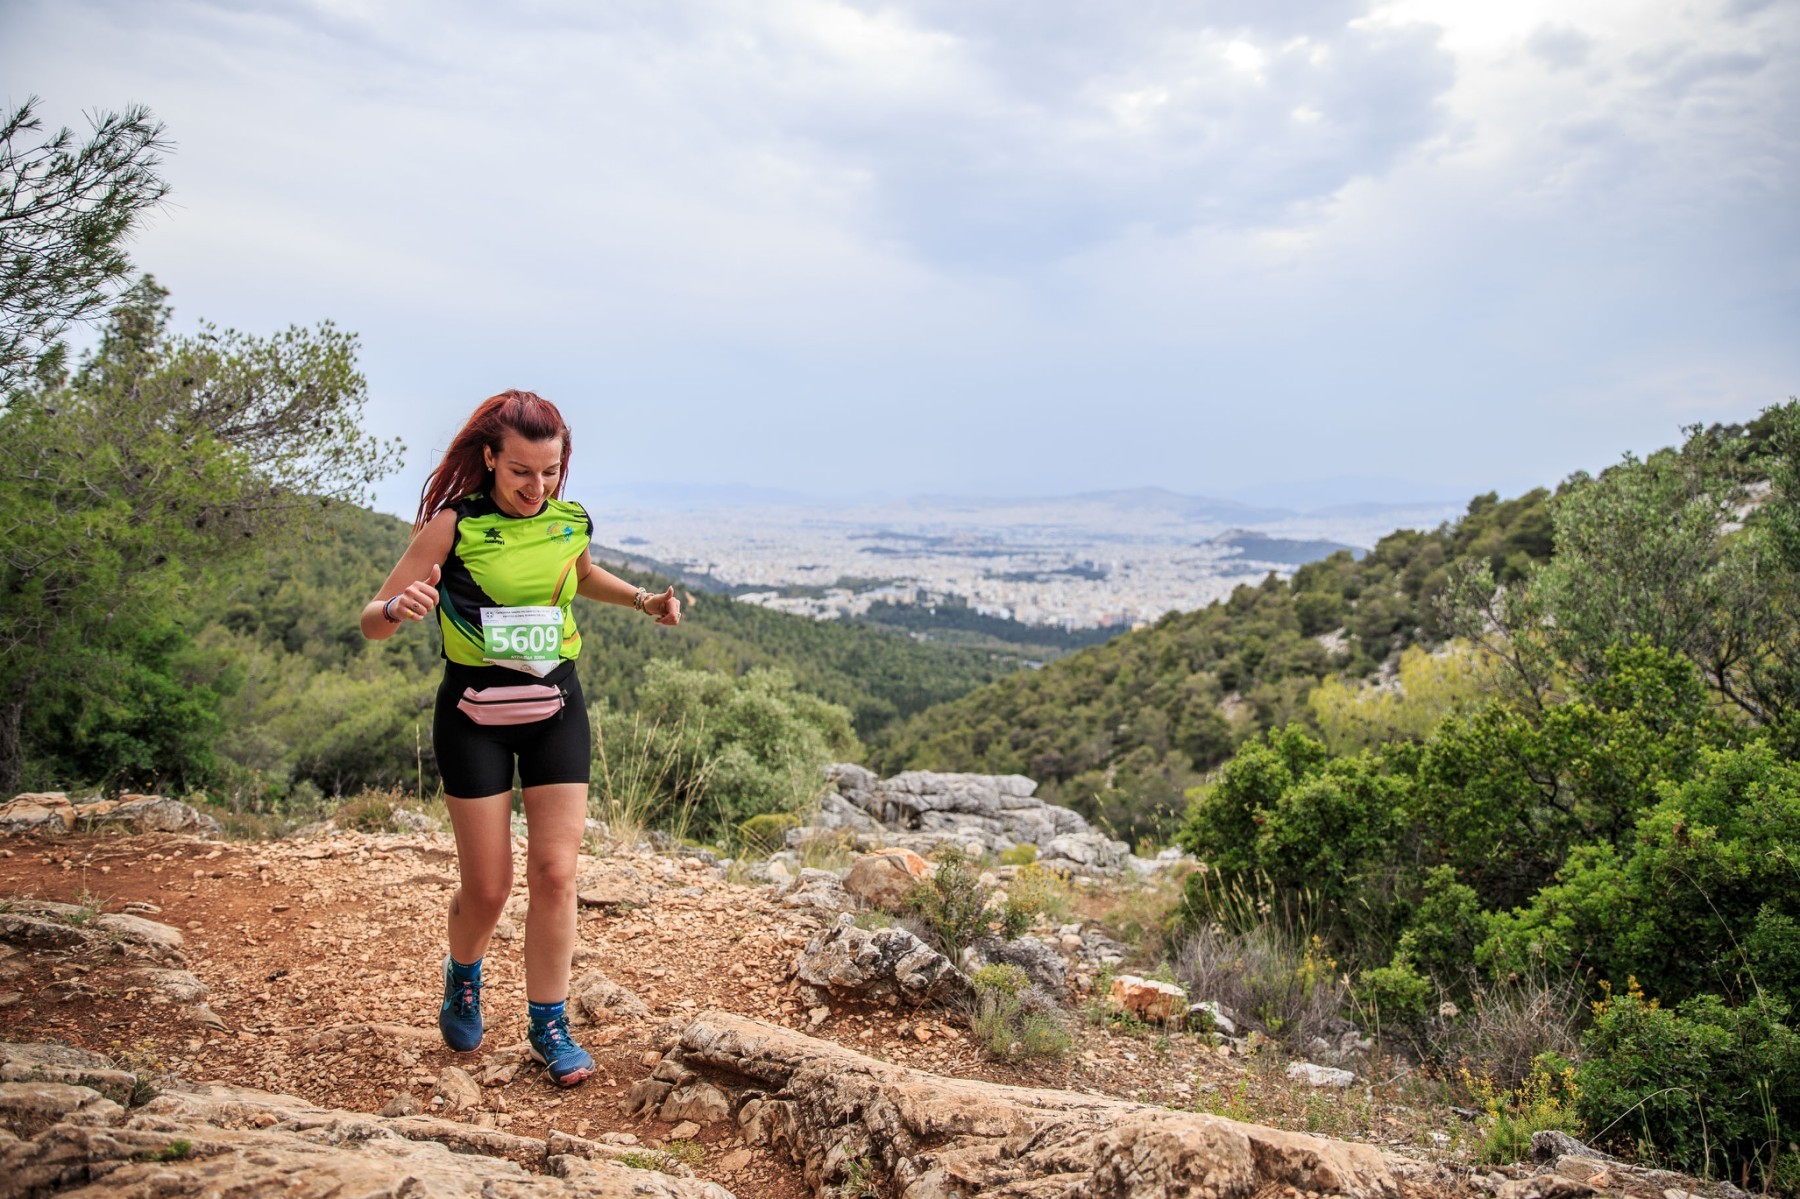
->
[360,390,680,1086]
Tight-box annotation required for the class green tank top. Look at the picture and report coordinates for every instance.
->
[436,494,593,668]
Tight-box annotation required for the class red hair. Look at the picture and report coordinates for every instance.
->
[416,390,572,528]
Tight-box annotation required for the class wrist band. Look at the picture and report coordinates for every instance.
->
[382,596,401,624]
[633,587,650,612]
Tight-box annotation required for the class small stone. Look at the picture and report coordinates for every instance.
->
[641,1051,662,1069]
[433,1065,482,1112]
[670,1119,701,1140]
[379,1092,422,1117]
[720,1148,752,1171]
[808,1006,830,1027]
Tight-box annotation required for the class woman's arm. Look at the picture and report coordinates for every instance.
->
[360,511,458,640]
[576,555,682,626]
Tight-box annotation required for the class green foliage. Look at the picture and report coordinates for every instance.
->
[331,791,406,834]
[999,843,1038,866]
[1308,642,1493,753]
[1576,982,1798,1190]
[1479,743,1800,1008]
[1357,957,1433,1029]
[1,96,171,388]
[970,962,1073,1062]
[149,1139,193,1162]
[908,846,993,962]
[0,279,399,792]
[737,810,801,855]
[874,490,1556,846]
[1001,862,1072,935]
[1467,1055,1584,1166]
[599,659,858,843]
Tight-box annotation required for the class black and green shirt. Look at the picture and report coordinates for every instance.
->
[436,494,593,667]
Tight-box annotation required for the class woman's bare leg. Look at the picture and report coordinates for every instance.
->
[521,782,588,1002]
[444,792,515,964]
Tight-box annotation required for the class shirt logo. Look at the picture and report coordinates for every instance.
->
[548,523,576,542]
[484,528,505,545]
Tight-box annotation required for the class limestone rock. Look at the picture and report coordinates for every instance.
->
[0,794,76,835]
[83,794,223,836]
[572,970,651,1022]
[793,913,964,1005]
[821,766,1132,877]
[973,934,1066,995]
[432,1065,482,1113]
[777,869,855,913]
[1287,1062,1357,1088]
[1108,973,1186,1022]
[92,912,186,961]
[123,967,208,1003]
[0,1043,139,1107]
[0,1075,737,1198]
[843,849,930,912]
[379,1091,422,1117]
[662,1010,1399,1198]
[659,1081,731,1125]
[575,866,650,910]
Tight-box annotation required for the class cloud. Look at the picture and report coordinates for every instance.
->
[1,0,1794,508]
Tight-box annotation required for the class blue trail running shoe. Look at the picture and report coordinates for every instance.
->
[438,956,483,1053]
[527,1014,595,1087]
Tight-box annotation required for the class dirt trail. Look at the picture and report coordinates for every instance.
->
[0,827,1235,1197]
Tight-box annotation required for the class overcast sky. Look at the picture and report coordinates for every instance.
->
[4,0,1795,516]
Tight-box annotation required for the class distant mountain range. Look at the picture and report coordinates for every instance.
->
[583,481,1471,521]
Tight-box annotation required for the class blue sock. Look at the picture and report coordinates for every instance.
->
[528,999,566,1028]
[449,956,482,983]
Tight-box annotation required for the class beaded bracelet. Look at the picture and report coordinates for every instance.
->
[382,596,402,624]
[632,587,650,612]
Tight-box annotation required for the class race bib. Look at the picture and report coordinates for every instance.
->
[481,606,563,676]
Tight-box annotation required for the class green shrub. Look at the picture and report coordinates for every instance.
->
[737,810,801,855]
[1357,957,1433,1029]
[1467,1054,1584,1165]
[1480,743,1800,1008]
[1000,861,1072,937]
[970,962,1072,1062]
[1576,981,1798,1191]
[597,660,859,843]
[999,843,1038,866]
[332,792,402,833]
[909,846,993,961]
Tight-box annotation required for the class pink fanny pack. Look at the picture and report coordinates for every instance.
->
[457,683,566,726]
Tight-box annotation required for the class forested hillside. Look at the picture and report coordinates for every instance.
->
[871,489,1556,843]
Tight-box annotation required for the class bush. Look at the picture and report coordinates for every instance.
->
[332,791,403,833]
[1479,743,1800,1008]
[1467,1054,1584,1165]
[970,963,1072,1062]
[737,811,801,855]
[909,846,993,962]
[1173,921,1352,1051]
[999,843,1038,866]
[1000,861,1072,937]
[1576,982,1799,1191]
[597,660,859,843]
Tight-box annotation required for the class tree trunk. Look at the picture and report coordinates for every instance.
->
[0,699,23,795]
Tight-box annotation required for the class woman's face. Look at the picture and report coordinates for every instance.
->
[483,432,563,518]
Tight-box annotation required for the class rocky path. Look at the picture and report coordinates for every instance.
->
[0,828,1244,1197]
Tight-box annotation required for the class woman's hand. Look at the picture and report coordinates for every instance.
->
[645,585,681,626]
[388,563,442,622]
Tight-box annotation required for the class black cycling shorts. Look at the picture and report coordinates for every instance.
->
[433,660,591,798]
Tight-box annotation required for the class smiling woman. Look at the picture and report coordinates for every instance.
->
[358,388,680,1089]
